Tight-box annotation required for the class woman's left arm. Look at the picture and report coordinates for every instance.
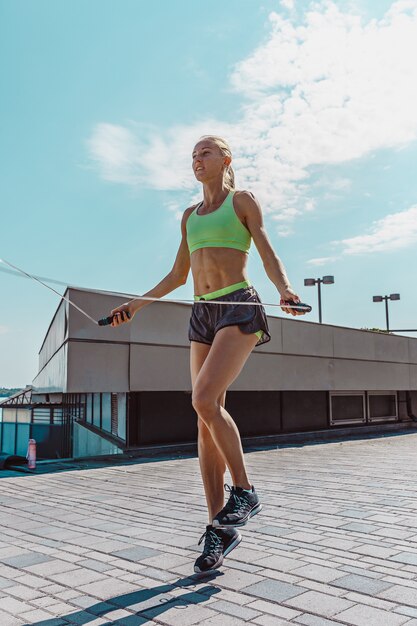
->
[235,190,302,315]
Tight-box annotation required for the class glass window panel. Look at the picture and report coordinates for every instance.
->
[86,394,92,424]
[330,393,365,424]
[93,393,101,428]
[101,393,111,433]
[117,394,126,441]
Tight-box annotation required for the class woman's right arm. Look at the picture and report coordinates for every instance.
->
[111,208,192,327]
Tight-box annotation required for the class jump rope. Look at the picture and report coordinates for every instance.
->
[0,257,312,326]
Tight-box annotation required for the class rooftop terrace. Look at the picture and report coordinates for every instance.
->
[1,431,417,625]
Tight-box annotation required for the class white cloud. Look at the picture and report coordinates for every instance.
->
[307,204,417,263]
[0,325,9,335]
[87,124,141,185]
[307,256,337,266]
[337,205,417,254]
[87,1,417,229]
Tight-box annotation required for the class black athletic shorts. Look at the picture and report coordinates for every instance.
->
[188,284,271,347]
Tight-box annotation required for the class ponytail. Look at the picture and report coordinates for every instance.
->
[223,164,235,190]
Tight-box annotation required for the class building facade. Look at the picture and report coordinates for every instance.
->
[1,286,417,460]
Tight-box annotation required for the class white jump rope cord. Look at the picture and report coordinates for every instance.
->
[0,258,309,326]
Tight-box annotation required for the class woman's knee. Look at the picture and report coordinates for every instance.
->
[192,389,220,423]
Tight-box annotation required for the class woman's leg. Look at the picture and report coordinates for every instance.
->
[191,341,228,522]
[192,325,259,491]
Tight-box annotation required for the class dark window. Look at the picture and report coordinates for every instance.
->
[369,393,397,421]
[330,393,365,425]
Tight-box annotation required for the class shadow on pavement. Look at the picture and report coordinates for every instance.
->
[26,573,223,625]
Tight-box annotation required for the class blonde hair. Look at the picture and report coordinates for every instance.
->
[198,135,235,190]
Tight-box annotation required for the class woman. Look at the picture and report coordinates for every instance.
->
[110,135,304,574]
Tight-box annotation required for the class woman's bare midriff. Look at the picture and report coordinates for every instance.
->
[190,247,250,296]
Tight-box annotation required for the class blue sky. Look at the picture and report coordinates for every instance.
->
[1,0,417,387]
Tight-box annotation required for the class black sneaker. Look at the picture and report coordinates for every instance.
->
[194,524,242,573]
[212,484,262,528]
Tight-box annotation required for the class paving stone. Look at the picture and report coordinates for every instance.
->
[253,554,303,572]
[285,590,354,617]
[32,595,63,608]
[390,552,417,566]
[284,532,323,543]
[25,617,67,626]
[356,544,401,558]
[343,591,397,610]
[0,596,34,615]
[378,584,417,607]
[290,563,345,583]
[296,580,346,597]
[42,601,85,616]
[0,610,25,625]
[4,584,45,601]
[393,606,417,618]
[14,573,57,589]
[245,598,302,619]
[338,509,374,518]
[74,559,113,573]
[257,525,293,537]
[0,553,53,568]
[294,615,346,626]
[335,604,409,626]
[200,615,247,625]
[206,599,261,621]
[112,546,161,561]
[253,616,292,625]
[142,598,218,625]
[48,568,107,587]
[76,578,142,601]
[309,517,347,528]
[135,554,191,572]
[205,568,264,591]
[339,565,384,578]
[317,538,358,551]
[242,579,306,603]
[26,560,80,576]
[332,573,393,594]
[340,522,381,533]
[19,609,59,624]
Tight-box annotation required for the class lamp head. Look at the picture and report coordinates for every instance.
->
[322,275,334,285]
[304,278,316,286]
[390,293,400,301]
[373,295,383,302]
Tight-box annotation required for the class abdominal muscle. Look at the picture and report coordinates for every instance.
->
[190,247,250,296]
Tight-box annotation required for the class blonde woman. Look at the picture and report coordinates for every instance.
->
[110,136,304,573]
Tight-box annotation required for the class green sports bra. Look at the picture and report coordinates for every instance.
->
[186,190,252,255]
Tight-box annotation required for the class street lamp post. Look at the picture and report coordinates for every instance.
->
[304,276,334,323]
[372,293,400,332]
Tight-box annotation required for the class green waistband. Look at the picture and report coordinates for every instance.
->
[194,280,251,301]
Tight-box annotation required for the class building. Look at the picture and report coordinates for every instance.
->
[1,286,417,460]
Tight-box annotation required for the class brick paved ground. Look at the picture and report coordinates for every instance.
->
[1,430,417,625]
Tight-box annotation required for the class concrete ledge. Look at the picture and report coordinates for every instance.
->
[6,422,417,474]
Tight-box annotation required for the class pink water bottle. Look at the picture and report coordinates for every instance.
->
[27,439,37,469]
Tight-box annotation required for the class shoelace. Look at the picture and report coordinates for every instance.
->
[198,528,222,555]
[221,484,250,516]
